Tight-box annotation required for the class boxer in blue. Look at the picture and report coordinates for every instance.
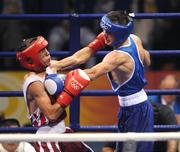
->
[86,11,154,152]
[55,10,154,152]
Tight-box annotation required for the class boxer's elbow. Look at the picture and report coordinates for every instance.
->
[145,58,151,66]
[144,51,151,66]
[44,106,64,120]
[46,113,56,120]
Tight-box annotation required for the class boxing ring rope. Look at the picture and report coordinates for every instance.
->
[1,132,180,142]
[1,13,180,140]
[1,13,180,19]
[1,89,180,97]
[1,50,180,57]
[0,125,179,134]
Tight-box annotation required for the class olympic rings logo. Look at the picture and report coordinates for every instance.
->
[71,80,82,90]
[100,22,109,30]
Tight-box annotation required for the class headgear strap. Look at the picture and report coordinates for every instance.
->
[16,36,48,72]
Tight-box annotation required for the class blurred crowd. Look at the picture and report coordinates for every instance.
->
[0,0,180,70]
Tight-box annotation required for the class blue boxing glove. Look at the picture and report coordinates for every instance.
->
[44,74,66,96]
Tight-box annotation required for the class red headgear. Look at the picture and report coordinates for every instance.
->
[16,36,48,72]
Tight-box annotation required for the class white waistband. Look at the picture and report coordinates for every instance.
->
[118,89,147,107]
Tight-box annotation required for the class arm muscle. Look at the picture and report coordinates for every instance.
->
[84,51,126,80]
[29,81,63,120]
[53,47,95,71]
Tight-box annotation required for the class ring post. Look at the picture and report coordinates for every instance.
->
[69,13,81,130]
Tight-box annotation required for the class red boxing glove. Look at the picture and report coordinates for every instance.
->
[56,69,90,107]
[87,32,106,52]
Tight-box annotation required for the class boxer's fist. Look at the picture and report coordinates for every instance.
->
[87,32,106,52]
[56,69,90,107]
[64,69,90,96]
[44,74,66,96]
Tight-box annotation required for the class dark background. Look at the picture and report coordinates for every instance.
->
[0,0,180,70]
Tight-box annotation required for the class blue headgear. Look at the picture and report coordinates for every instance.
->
[100,14,133,47]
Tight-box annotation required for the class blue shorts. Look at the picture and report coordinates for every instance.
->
[117,100,154,152]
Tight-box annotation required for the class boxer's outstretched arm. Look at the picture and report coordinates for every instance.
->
[84,50,128,80]
[55,47,95,70]
[52,32,106,71]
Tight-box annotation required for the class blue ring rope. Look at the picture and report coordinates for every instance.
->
[0,125,179,133]
[79,125,180,132]
[1,89,180,97]
[0,50,180,57]
[0,13,180,20]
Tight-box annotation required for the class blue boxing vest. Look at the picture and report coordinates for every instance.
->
[107,36,147,96]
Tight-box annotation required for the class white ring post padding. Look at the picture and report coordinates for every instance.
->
[0,132,180,142]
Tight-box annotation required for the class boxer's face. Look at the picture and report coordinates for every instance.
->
[103,31,114,46]
[39,48,51,67]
